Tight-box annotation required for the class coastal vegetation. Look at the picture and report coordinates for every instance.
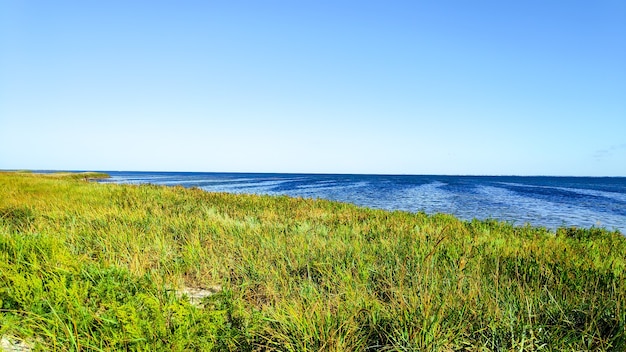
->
[0,172,624,351]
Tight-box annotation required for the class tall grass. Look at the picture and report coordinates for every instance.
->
[0,172,624,350]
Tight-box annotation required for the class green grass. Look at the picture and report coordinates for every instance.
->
[3,170,110,180]
[0,172,624,351]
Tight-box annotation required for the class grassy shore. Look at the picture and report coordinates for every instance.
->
[0,172,624,351]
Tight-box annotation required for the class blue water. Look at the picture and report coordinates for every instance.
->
[99,172,626,233]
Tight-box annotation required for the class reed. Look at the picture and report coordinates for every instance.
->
[0,172,624,350]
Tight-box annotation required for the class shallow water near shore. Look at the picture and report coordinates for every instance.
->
[99,172,626,233]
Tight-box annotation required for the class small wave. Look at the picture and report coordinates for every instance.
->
[497,181,626,203]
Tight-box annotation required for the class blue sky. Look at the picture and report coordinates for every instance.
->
[1,1,625,176]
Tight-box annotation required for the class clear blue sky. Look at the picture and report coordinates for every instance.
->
[1,1,625,176]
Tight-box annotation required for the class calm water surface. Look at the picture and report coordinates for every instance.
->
[99,172,626,233]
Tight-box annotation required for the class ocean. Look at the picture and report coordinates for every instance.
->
[98,172,626,233]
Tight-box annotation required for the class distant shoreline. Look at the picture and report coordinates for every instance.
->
[4,169,625,178]
[96,170,626,234]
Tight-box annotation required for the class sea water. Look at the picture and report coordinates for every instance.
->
[99,172,626,233]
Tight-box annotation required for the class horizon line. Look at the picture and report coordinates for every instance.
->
[3,169,625,178]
